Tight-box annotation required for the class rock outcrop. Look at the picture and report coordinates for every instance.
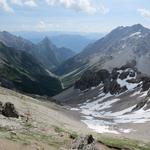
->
[66,135,98,150]
[96,69,111,83]
[2,102,19,118]
[119,71,130,80]
[74,65,150,95]
[141,77,150,91]
[74,70,99,91]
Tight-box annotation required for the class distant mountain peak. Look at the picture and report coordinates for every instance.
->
[113,24,148,32]
[131,23,144,28]
[55,24,150,78]
[40,36,53,45]
[130,24,150,33]
[43,36,50,41]
[1,31,12,37]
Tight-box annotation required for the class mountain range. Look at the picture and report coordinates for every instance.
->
[1,24,150,149]
[55,24,150,87]
[0,42,62,96]
[54,25,150,137]
[0,31,75,70]
[1,24,150,95]
[50,34,94,53]
[14,31,102,53]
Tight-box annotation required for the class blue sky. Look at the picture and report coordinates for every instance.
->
[0,0,150,33]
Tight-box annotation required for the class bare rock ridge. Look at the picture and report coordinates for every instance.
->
[74,64,148,95]
[55,24,150,88]
[0,31,75,70]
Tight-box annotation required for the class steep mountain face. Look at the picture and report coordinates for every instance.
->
[54,64,150,134]
[0,42,62,96]
[37,37,75,69]
[36,37,59,69]
[54,47,75,63]
[0,31,35,53]
[0,31,75,70]
[55,24,150,86]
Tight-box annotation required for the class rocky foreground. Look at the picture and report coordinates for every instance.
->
[0,86,86,150]
[0,87,150,150]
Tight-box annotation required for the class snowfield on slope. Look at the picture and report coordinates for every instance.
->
[70,70,150,135]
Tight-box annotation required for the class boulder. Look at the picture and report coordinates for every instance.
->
[129,71,136,77]
[119,71,130,80]
[70,135,97,150]
[2,102,19,118]
[87,135,94,144]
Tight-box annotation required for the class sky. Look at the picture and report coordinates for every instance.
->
[0,0,150,33]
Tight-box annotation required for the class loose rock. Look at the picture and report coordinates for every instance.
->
[2,102,19,118]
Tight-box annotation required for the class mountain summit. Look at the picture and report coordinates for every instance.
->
[0,31,75,70]
[55,24,150,85]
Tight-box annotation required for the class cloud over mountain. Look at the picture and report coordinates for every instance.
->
[138,8,150,18]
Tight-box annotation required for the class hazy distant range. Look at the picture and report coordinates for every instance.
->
[13,31,105,53]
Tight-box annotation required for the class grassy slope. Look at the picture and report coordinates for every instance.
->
[0,42,62,96]
[0,87,150,150]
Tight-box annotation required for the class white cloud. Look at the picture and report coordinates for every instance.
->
[11,0,37,7]
[99,4,109,14]
[46,0,97,14]
[0,0,109,15]
[138,8,150,18]
[0,0,13,12]
[24,0,36,7]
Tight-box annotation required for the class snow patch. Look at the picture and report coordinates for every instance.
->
[139,91,148,98]
[117,78,139,90]
[82,119,119,134]
[117,71,139,90]
[130,91,140,97]
[129,32,142,38]
[119,128,133,133]
[70,108,80,111]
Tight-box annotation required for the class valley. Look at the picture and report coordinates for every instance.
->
[54,65,150,142]
[1,0,150,149]
[0,24,150,150]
